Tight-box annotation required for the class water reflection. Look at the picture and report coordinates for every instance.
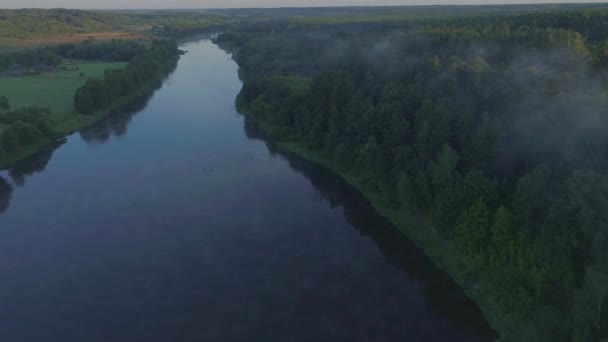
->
[0,176,12,214]
[7,139,66,187]
[0,139,66,213]
[244,119,497,340]
[0,70,177,214]
[79,81,165,144]
[0,139,65,213]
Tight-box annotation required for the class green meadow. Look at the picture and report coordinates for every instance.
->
[0,62,127,113]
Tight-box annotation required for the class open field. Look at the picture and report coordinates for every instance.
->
[0,32,150,53]
[0,62,127,113]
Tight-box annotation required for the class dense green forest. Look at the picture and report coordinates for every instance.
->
[217,7,608,342]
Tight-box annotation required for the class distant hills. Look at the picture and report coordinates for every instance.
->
[0,9,130,39]
[3,4,608,43]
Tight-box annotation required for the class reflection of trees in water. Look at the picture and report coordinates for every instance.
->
[0,139,65,214]
[0,176,13,213]
[79,64,178,145]
[0,66,179,215]
[244,119,496,339]
[79,107,136,144]
[243,118,273,142]
[79,86,157,144]
[9,139,66,187]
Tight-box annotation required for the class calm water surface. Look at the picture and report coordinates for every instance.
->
[0,39,495,341]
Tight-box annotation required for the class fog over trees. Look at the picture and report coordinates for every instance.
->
[218,8,608,340]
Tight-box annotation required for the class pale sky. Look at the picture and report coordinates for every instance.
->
[2,0,608,10]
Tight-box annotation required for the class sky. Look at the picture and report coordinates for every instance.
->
[2,0,608,10]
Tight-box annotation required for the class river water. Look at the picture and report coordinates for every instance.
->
[0,38,495,341]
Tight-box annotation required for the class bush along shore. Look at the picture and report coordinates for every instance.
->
[0,39,182,170]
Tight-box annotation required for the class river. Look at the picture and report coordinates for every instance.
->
[0,38,495,341]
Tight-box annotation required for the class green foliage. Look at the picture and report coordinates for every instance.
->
[0,49,62,74]
[1,127,18,153]
[74,40,180,115]
[574,267,608,341]
[220,7,608,340]
[0,96,9,110]
[10,121,45,145]
[0,62,126,113]
[73,84,96,114]
[512,165,552,235]
[397,172,416,212]
[456,198,492,258]
[487,206,514,271]
[414,171,432,213]
[428,145,461,227]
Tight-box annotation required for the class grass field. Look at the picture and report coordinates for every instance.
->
[0,62,126,113]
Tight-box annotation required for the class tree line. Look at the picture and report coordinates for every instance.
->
[219,8,608,342]
[0,49,63,74]
[73,40,180,114]
[0,107,59,165]
[0,39,150,74]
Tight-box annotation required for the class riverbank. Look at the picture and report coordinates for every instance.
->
[245,119,508,340]
[0,56,179,170]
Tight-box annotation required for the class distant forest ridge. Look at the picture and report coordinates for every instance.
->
[4,4,608,40]
[0,8,228,40]
[0,9,130,39]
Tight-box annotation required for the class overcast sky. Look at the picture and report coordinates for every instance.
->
[2,0,608,10]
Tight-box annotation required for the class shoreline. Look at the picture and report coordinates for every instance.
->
[245,118,507,340]
[0,56,179,171]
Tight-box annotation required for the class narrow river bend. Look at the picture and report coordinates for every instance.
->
[0,38,495,341]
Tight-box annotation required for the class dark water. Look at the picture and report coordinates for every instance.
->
[0,39,495,342]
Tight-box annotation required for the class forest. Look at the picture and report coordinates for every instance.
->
[216,7,608,342]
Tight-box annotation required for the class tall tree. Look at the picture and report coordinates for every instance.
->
[0,96,10,111]
[456,197,492,258]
